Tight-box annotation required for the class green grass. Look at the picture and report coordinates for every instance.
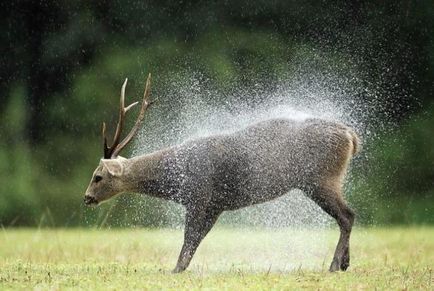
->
[0,227,433,290]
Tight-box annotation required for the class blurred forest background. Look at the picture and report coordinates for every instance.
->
[0,0,433,227]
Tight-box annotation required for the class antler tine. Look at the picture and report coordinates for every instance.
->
[125,101,139,112]
[110,78,128,152]
[102,122,111,159]
[112,73,152,157]
[102,78,142,159]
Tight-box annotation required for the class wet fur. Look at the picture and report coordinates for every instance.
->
[94,118,360,272]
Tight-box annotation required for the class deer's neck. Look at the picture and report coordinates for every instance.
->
[124,148,176,199]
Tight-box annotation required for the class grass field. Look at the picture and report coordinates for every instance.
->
[0,227,433,290]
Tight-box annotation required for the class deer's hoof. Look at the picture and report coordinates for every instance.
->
[340,256,350,271]
[340,261,349,271]
[329,259,341,272]
[171,266,186,274]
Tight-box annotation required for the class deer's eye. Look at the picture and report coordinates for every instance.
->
[94,175,103,183]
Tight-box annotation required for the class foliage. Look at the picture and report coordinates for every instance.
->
[0,1,433,226]
[350,104,434,224]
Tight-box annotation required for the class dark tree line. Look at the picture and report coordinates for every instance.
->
[0,0,433,226]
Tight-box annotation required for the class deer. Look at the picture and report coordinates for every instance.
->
[84,73,360,273]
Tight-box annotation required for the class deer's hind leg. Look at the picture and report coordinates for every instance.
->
[308,184,355,272]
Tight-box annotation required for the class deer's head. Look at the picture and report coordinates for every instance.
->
[84,74,154,206]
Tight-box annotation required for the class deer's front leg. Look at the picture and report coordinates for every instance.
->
[172,206,221,273]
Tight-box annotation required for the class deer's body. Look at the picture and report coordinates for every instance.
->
[84,75,359,273]
[131,118,357,210]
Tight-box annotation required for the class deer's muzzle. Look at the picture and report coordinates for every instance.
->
[84,195,98,206]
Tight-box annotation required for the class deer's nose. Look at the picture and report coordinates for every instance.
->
[84,195,98,206]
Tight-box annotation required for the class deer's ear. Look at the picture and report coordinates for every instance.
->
[101,159,124,176]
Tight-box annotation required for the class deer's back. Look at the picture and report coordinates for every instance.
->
[167,118,356,209]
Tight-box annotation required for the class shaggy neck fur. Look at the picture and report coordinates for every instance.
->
[122,148,174,198]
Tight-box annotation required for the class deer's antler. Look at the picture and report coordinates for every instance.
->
[102,73,153,159]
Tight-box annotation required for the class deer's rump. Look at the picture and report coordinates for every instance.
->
[168,118,358,210]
